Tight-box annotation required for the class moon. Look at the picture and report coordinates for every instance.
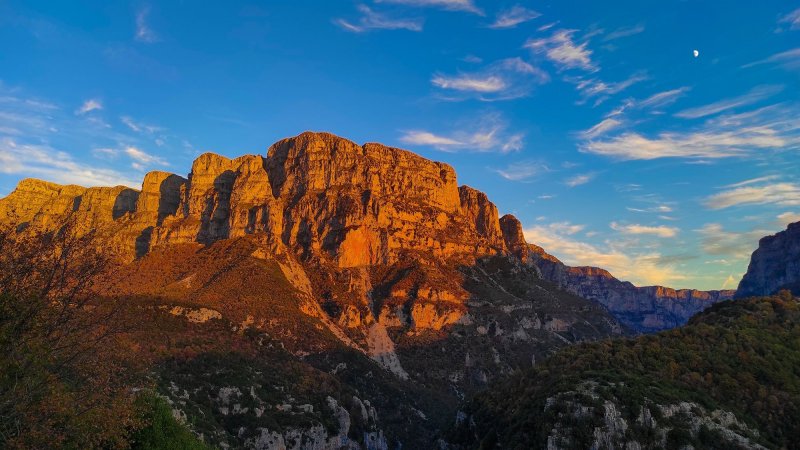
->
[693,50,700,58]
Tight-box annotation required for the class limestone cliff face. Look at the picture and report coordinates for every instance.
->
[0,133,507,267]
[499,214,531,261]
[0,131,720,334]
[527,246,734,332]
[737,221,800,298]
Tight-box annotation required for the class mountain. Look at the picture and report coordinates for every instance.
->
[737,221,800,298]
[0,131,741,448]
[0,132,628,448]
[522,244,735,332]
[455,291,800,449]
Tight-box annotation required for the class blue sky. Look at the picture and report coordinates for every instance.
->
[1,0,799,290]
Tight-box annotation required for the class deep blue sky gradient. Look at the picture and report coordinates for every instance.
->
[1,0,799,289]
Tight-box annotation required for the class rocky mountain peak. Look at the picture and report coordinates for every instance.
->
[737,221,800,298]
[0,132,508,267]
[499,214,530,260]
[0,131,732,333]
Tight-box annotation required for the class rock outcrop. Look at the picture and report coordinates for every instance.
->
[0,131,724,335]
[0,133,509,267]
[1,131,739,447]
[527,244,734,333]
[737,221,800,298]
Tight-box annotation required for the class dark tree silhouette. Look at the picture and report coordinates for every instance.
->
[0,221,144,449]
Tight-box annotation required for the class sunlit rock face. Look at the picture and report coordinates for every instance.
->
[3,131,729,447]
[0,131,724,336]
[0,132,505,264]
[737,221,800,298]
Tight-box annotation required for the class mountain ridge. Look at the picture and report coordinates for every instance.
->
[0,131,761,448]
[0,131,731,332]
[524,243,735,332]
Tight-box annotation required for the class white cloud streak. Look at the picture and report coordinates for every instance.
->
[400,115,524,153]
[582,105,800,160]
[124,146,167,166]
[777,211,800,227]
[0,138,139,187]
[674,85,782,119]
[375,0,482,14]
[335,5,423,32]
[120,116,163,134]
[493,161,547,181]
[525,29,596,71]
[523,222,688,286]
[603,24,645,41]
[564,172,594,187]
[697,223,768,259]
[432,75,505,93]
[704,182,800,209]
[610,222,679,238]
[431,58,548,101]
[581,117,623,139]
[75,99,102,115]
[742,48,800,69]
[135,6,159,43]
[637,87,690,110]
[489,5,540,29]
[778,8,800,31]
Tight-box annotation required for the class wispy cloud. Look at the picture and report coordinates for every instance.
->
[523,222,687,285]
[599,87,690,126]
[564,172,595,187]
[135,6,159,43]
[400,114,524,153]
[778,8,800,31]
[777,211,800,227]
[722,175,780,189]
[674,85,782,119]
[525,29,596,71]
[0,83,187,188]
[489,5,540,29]
[0,138,139,187]
[704,181,800,209]
[124,146,167,166]
[580,117,623,139]
[742,47,800,69]
[375,0,482,14]
[610,222,678,238]
[637,87,690,110]
[570,72,647,105]
[627,205,673,213]
[431,58,548,100]
[432,75,505,93]
[75,99,102,115]
[697,223,768,259]
[120,116,163,134]
[582,104,800,160]
[335,5,422,32]
[493,160,547,181]
[602,24,645,41]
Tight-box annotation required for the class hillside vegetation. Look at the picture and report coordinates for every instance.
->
[456,292,800,449]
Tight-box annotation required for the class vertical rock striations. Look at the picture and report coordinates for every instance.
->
[0,131,729,333]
